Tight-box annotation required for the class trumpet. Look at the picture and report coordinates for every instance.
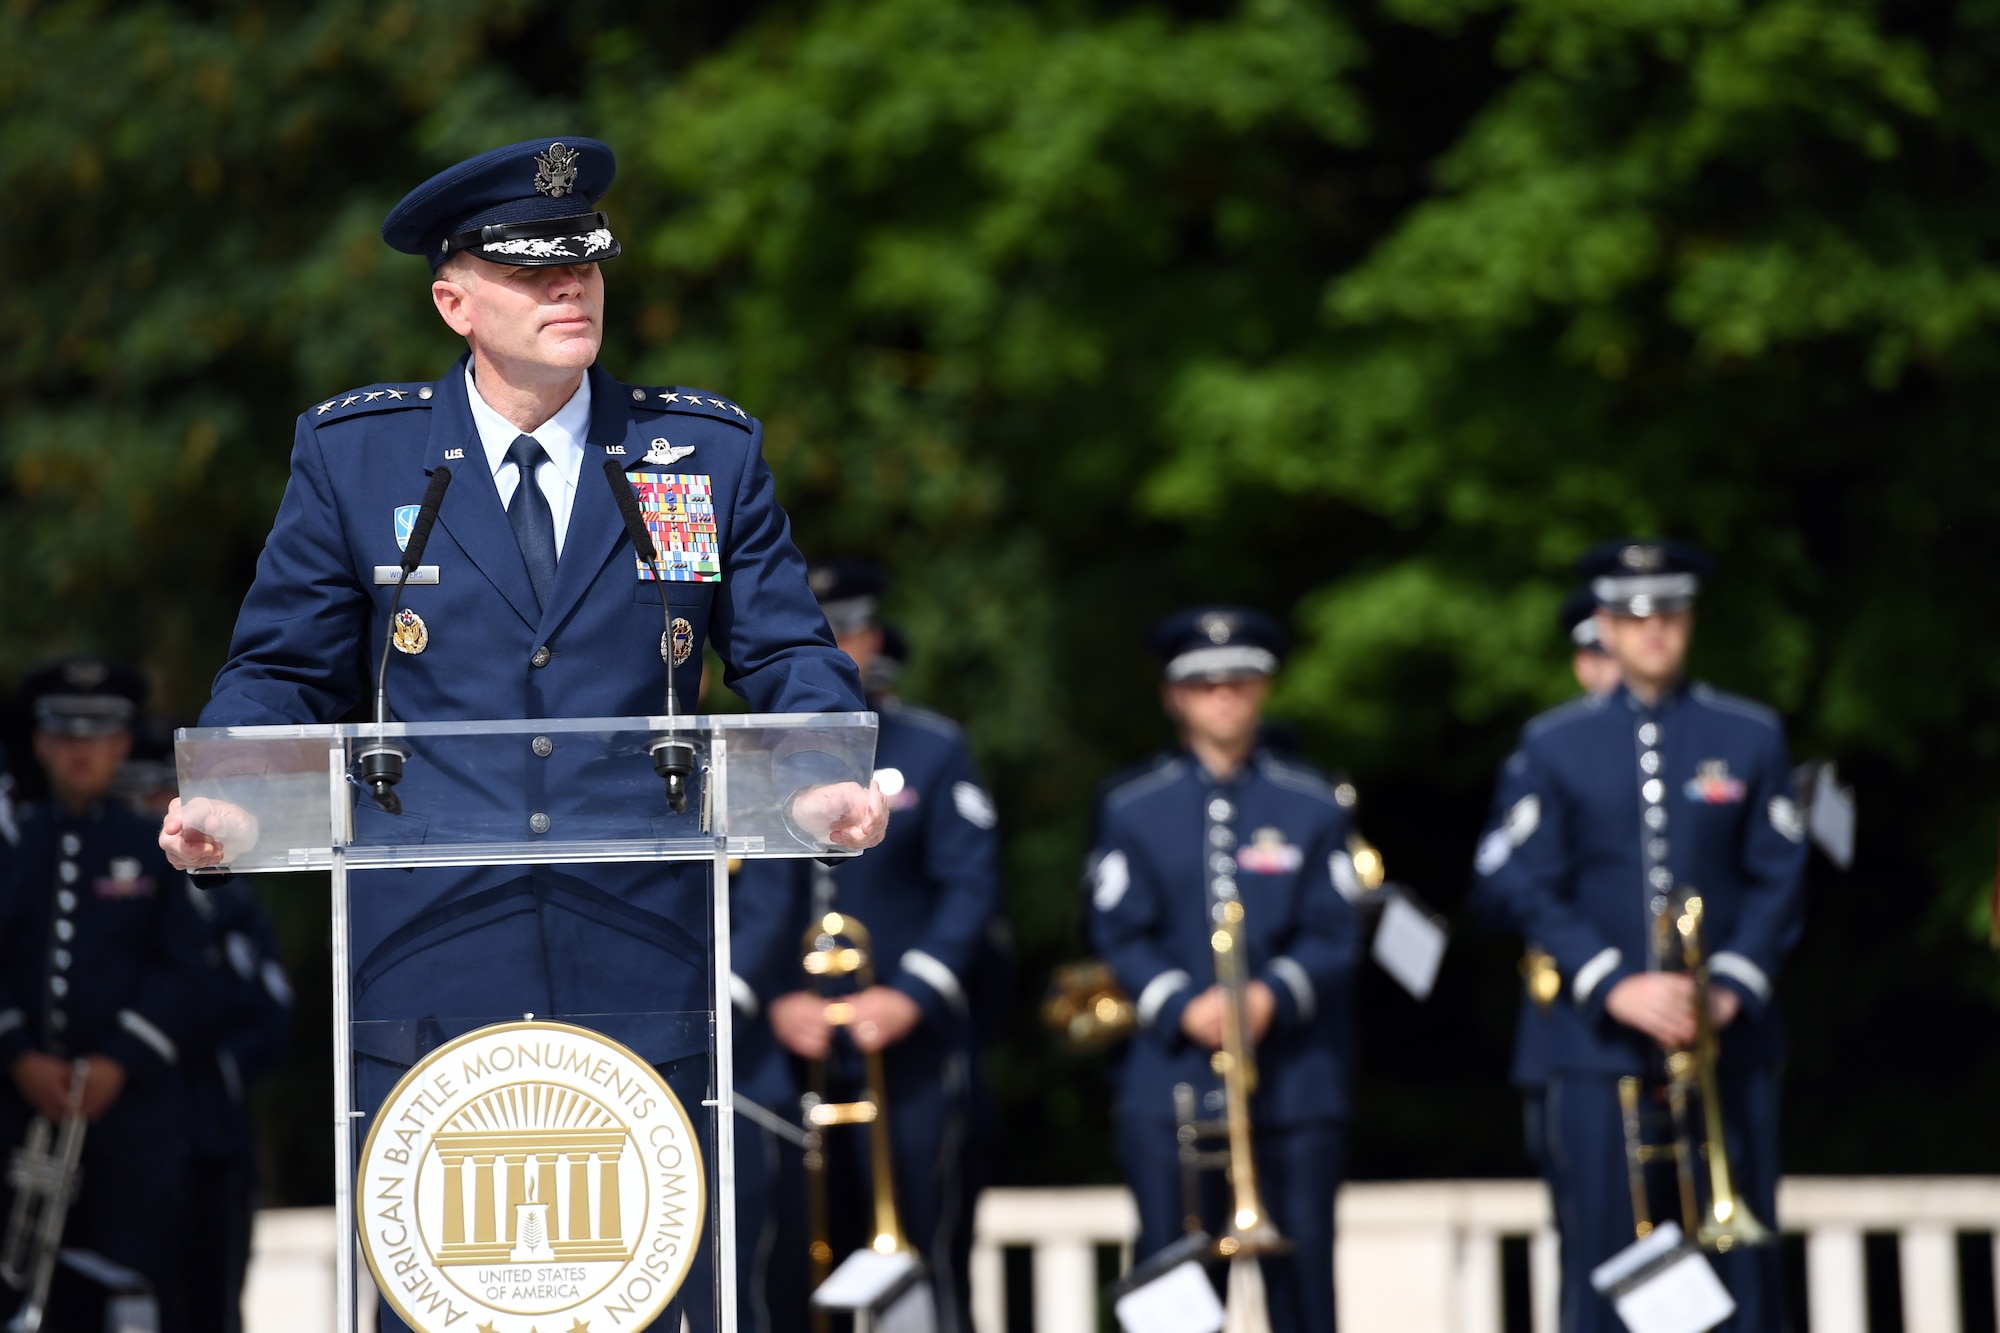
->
[1174,892,1289,1259]
[1616,891,1773,1253]
[2,1059,89,1333]
[798,911,910,1307]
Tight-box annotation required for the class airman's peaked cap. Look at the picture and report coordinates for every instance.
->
[1151,606,1287,682]
[1576,538,1713,617]
[382,138,622,271]
[1559,585,1606,651]
[19,657,148,737]
[807,560,888,636]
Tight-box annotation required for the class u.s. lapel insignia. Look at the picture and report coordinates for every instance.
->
[394,505,420,552]
[662,617,696,667]
[644,438,694,466]
[392,608,429,655]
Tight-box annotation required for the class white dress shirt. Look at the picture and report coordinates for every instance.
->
[464,365,590,557]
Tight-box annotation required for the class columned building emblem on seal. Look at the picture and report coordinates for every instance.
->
[357,1020,706,1332]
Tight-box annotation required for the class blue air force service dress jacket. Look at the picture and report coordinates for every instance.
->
[1475,682,1807,1073]
[1089,750,1359,1125]
[0,800,206,1096]
[197,356,864,1065]
[731,697,1002,1059]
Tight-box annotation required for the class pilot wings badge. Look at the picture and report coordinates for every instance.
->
[533,142,581,198]
[644,438,693,467]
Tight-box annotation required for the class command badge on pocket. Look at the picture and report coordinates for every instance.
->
[392,608,429,655]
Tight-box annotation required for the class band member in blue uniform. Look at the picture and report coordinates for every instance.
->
[1089,608,1360,1333]
[179,878,292,1333]
[732,561,1003,1332]
[0,660,206,1330]
[1477,542,1806,1332]
[1470,588,1620,1285]
[153,139,889,1330]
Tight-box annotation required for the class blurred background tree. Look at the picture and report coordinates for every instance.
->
[4,0,1996,1204]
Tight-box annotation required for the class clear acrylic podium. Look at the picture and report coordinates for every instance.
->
[174,712,878,1333]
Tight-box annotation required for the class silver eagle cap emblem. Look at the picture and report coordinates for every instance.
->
[533,142,582,198]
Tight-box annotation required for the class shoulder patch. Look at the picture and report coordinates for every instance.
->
[308,384,434,426]
[1256,754,1337,804]
[1690,683,1783,732]
[1523,694,1606,742]
[1091,849,1131,912]
[1103,759,1187,812]
[626,385,755,432]
[953,781,998,830]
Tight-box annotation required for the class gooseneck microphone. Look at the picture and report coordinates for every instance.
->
[602,458,695,813]
[359,466,453,815]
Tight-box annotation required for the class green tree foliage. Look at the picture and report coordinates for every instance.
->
[8,0,2000,1196]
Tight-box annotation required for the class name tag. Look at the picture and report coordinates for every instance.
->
[374,566,439,585]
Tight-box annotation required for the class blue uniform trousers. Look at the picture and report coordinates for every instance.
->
[1118,1116,1345,1333]
[679,1114,810,1333]
[1545,1069,1782,1333]
[812,1049,975,1333]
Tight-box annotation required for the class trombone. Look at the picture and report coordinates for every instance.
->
[798,911,911,1309]
[1174,890,1289,1259]
[2,1059,89,1333]
[1616,890,1773,1253]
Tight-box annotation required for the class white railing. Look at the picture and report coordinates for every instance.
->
[244,1178,2000,1333]
[966,1178,2000,1333]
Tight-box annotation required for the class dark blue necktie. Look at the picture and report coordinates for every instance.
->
[506,433,557,609]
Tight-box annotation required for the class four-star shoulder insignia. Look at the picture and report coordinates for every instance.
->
[635,385,755,431]
[307,383,435,427]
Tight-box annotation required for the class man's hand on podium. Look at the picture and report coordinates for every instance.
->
[790,780,892,850]
[159,795,259,870]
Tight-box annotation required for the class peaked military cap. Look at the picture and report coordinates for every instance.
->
[1576,538,1713,617]
[1558,585,1607,652]
[807,560,887,636]
[18,657,148,737]
[382,137,622,271]
[1151,606,1286,682]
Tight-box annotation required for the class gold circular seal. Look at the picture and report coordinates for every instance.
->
[356,1020,706,1333]
[392,608,429,655]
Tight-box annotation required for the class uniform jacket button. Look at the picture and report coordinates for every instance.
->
[529,813,551,834]
[530,645,552,669]
[532,736,554,758]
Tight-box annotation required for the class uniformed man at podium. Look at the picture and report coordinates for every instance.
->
[155,138,889,1331]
